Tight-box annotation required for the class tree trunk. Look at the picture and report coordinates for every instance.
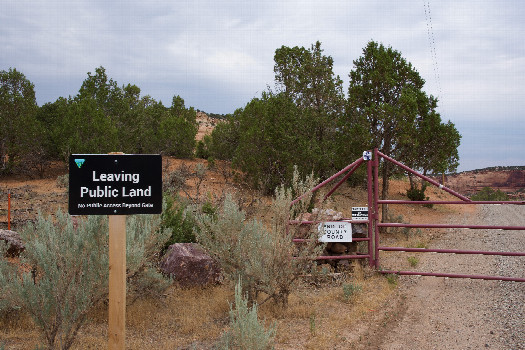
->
[408,172,415,190]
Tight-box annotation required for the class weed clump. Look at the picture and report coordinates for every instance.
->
[407,256,419,267]
[385,273,399,286]
[342,282,362,303]
[217,280,276,350]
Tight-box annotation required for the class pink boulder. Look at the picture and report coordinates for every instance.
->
[160,243,222,287]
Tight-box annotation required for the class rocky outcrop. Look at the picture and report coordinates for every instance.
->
[443,169,525,198]
[160,243,222,287]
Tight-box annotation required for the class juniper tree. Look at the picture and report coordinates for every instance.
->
[345,41,460,219]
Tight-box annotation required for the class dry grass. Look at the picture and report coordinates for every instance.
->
[1,285,232,349]
[259,263,395,350]
[0,267,397,350]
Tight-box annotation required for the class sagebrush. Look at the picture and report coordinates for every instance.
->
[0,209,171,350]
[0,212,108,350]
[216,279,275,350]
[196,167,325,307]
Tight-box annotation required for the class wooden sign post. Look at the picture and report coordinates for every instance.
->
[68,154,162,350]
[108,215,126,350]
[107,152,126,350]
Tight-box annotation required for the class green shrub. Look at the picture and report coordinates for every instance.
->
[217,280,275,350]
[125,213,172,301]
[471,187,509,201]
[201,199,217,217]
[0,210,171,350]
[0,211,109,350]
[195,135,212,160]
[406,187,426,201]
[160,195,198,254]
[196,167,324,307]
[406,186,433,208]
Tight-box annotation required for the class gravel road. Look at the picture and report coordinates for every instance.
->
[378,204,524,350]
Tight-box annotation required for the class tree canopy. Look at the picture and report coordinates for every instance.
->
[343,41,460,217]
[3,41,461,192]
[211,41,353,192]
[209,40,460,196]
[0,68,40,174]
[4,66,199,175]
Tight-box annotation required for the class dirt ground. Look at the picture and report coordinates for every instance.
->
[364,204,525,350]
[1,160,524,349]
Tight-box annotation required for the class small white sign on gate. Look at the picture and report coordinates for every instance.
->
[362,151,372,161]
[318,221,352,242]
[352,207,369,221]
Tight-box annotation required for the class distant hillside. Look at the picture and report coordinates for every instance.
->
[195,111,222,141]
[443,167,525,199]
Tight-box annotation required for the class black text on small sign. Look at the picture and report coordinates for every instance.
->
[352,207,369,221]
[318,221,352,242]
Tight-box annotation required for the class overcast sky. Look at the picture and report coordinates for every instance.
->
[1,0,524,172]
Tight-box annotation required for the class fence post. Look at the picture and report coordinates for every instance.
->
[373,148,380,267]
[108,215,126,350]
[7,191,11,230]
[367,157,374,267]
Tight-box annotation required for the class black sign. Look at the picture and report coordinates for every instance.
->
[69,154,162,215]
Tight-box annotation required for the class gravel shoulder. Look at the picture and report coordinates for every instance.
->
[376,204,524,350]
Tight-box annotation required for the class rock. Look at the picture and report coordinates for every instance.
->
[352,223,368,238]
[330,242,348,254]
[160,243,221,287]
[294,209,345,238]
[295,212,313,238]
[0,229,24,257]
[311,208,343,221]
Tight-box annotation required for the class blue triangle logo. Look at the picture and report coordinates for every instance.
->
[74,159,85,168]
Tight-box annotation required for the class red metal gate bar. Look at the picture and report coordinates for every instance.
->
[377,150,472,202]
[379,246,525,256]
[379,200,525,205]
[315,254,370,261]
[378,223,525,230]
[289,219,369,224]
[378,270,525,283]
[373,148,380,267]
[290,157,364,206]
[293,237,370,243]
[322,161,364,201]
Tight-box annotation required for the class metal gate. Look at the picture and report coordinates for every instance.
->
[290,148,525,282]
